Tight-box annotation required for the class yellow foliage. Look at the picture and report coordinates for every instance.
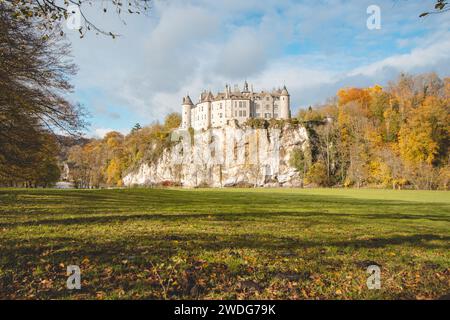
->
[337,87,371,108]
[106,158,122,186]
[398,96,447,166]
[369,160,392,187]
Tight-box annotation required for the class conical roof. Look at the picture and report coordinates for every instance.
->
[205,91,214,102]
[183,95,193,105]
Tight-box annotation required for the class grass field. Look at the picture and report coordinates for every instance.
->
[0,188,449,300]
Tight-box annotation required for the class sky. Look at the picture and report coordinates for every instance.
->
[65,0,450,138]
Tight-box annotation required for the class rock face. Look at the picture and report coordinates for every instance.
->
[123,121,309,188]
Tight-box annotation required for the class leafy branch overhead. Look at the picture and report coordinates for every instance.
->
[3,0,151,38]
[420,0,449,17]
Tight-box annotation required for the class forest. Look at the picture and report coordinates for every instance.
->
[293,73,449,190]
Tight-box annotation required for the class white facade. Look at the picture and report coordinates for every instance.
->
[181,82,291,130]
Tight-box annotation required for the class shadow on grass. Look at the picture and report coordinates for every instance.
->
[1,188,449,218]
[2,188,450,209]
[1,209,450,229]
[1,231,449,265]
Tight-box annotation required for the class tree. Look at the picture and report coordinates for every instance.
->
[164,112,182,130]
[0,6,85,134]
[305,161,329,187]
[131,123,142,133]
[4,0,151,38]
[296,107,323,122]
[336,90,373,187]
[66,122,178,188]
[397,95,449,189]
[398,96,448,167]
[0,4,85,185]
[289,146,311,183]
[314,121,339,185]
[420,0,450,17]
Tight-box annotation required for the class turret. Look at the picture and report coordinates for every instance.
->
[182,95,193,128]
[243,81,249,93]
[225,84,230,99]
[280,85,290,119]
[205,91,214,128]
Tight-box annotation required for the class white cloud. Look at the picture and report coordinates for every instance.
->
[92,128,129,139]
[67,0,450,128]
[348,35,450,77]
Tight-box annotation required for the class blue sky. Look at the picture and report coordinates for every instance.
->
[65,0,450,137]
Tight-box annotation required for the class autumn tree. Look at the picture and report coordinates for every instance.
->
[302,73,449,190]
[398,96,449,189]
[289,146,312,185]
[164,112,182,130]
[0,4,85,185]
[67,120,180,188]
[305,161,328,187]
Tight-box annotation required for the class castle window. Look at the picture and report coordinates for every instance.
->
[239,110,242,117]
[243,110,247,117]
[239,101,242,108]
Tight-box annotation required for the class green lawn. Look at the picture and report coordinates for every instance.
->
[0,188,449,299]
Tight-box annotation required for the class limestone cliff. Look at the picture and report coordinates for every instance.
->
[123,121,309,188]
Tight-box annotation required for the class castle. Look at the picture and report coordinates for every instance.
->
[181,82,291,130]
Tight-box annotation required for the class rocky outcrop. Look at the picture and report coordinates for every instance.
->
[123,121,309,188]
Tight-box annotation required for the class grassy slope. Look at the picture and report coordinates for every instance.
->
[0,188,449,299]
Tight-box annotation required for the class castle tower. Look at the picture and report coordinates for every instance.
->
[280,85,290,119]
[243,80,249,92]
[205,91,214,128]
[181,95,193,128]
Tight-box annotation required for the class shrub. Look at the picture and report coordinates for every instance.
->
[244,118,268,129]
[305,161,329,186]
